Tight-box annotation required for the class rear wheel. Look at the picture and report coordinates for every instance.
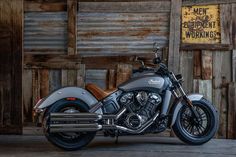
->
[43,99,96,151]
[172,98,218,145]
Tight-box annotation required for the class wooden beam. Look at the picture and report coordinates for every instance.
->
[168,0,182,74]
[193,50,202,79]
[24,1,66,12]
[227,82,236,139]
[201,51,213,80]
[181,43,233,51]
[183,0,236,6]
[67,0,77,55]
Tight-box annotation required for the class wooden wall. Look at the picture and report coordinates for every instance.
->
[21,0,236,139]
[0,0,23,134]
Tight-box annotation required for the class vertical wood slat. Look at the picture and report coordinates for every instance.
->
[227,82,236,139]
[116,64,132,86]
[67,0,77,55]
[23,70,32,123]
[77,64,85,87]
[201,51,213,80]
[179,50,193,93]
[168,0,182,74]
[220,4,232,45]
[213,51,231,138]
[193,51,202,79]
[193,79,212,102]
[40,69,49,97]
[233,50,236,82]
[108,69,116,90]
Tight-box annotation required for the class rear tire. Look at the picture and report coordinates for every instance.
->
[43,99,96,151]
[172,98,219,145]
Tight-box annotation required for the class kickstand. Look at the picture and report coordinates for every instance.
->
[115,135,119,144]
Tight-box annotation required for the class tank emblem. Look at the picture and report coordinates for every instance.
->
[148,79,162,85]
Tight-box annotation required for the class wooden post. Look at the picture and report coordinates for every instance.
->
[168,0,182,74]
[0,0,23,134]
[227,83,236,139]
[67,0,77,55]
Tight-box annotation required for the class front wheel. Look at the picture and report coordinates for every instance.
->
[172,98,219,145]
[43,99,96,151]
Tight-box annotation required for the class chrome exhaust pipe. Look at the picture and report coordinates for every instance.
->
[50,113,102,122]
[49,123,102,133]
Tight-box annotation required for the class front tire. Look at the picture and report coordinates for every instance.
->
[172,98,219,145]
[43,99,96,151]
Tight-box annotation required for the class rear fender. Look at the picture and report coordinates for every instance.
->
[36,87,102,114]
[169,94,203,127]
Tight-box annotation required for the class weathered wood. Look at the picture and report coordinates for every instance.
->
[77,64,86,88]
[183,0,236,6]
[49,70,61,92]
[193,50,202,79]
[213,51,231,138]
[40,69,49,97]
[233,50,236,82]
[0,0,23,134]
[78,1,171,13]
[107,69,116,89]
[181,44,233,51]
[32,69,40,111]
[233,4,236,49]
[23,70,32,123]
[116,64,132,86]
[24,1,67,12]
[201,51,213,80]
[227,82,236,139]
[61,70,68,87]
[193,79,212,102]
[179,50,193,93]
[220,4,232,45]
[67,0,77,55]
[24,54,81,69]
[168,0,182,74]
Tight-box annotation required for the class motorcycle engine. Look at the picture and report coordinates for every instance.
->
[119,91,162,130]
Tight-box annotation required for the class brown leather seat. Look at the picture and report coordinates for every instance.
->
[85,83,117,100]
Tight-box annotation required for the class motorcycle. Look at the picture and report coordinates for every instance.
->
[34,45,219,151]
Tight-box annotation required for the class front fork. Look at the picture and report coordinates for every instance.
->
[170,73,200,119]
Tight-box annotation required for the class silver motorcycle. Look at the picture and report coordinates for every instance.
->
[34,45,219,151]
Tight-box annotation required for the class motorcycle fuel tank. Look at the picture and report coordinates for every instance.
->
[118,75,166,92]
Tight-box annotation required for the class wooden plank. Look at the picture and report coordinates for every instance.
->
[233,50,236,82]
[168,0,182,74]
[108,69,116,89]
[67,70,77,86]
[61,70,68,87]
[67,0,77,55]
[212,51,231,138]
[78,1,171,13]
[201,51,213,80]
[116,64,132,86]
[179,50,193,93]
[181,43,233,51]
[193,79,212,102]
[183,0,236,6]
[49,70,61,92]
[220,4,232,45]
[23,70,32,123]
[40,69,49,97]
[233,4,236,49]
[0,0,23,134]
[77,64,86,87]
[227,82,236,139]
[24,1,67,12]
[193,50,202,79]
[32,69,40,109]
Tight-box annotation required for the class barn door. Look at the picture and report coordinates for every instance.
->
[0,0,23,134]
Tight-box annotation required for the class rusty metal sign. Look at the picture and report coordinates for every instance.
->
[182,5,221,44]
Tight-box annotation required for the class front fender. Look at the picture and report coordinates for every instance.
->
[170,94,203,127]
[36,87,101,113]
